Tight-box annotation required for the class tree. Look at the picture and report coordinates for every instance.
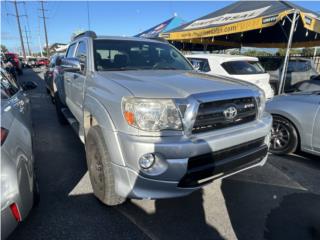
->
[1,44,8,53]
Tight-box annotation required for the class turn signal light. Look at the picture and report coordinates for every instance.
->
[124,111,135,125]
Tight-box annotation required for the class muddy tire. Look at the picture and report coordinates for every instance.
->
[85,126,125,206]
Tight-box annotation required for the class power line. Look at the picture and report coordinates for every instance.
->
[24,25,32,56]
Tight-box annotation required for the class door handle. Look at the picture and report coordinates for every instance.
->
[73,74,79,79]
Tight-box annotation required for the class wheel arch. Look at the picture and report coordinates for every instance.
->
[83,95,126,167]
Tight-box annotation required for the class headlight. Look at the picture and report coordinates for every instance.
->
[122,97,183,131]
[256,89,266,118]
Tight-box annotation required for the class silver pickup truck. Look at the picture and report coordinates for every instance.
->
[54,31,272,206]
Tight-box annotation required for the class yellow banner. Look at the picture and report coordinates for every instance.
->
[164,11,291,40]
[301,12,320,34]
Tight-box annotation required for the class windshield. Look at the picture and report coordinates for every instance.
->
[93,40,193,71]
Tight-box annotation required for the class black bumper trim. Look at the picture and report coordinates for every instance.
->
[178,144,268,188]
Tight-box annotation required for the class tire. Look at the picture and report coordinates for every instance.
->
[46,87,50,94]
[54,92,68,125]
[270,115,299,155]
[85,126,125,206]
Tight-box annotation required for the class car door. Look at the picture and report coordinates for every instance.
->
[64,42,78,117]
[1,72,34,216]
[69,40,88,122]
[312,95,320,152]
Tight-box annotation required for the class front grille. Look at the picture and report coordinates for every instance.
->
[192,97,257,134]
[178,138,267,188]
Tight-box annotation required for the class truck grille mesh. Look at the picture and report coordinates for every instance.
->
[192,97,257,134]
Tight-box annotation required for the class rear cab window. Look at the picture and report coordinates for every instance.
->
[221,61,265,75]
[187,58,211,72]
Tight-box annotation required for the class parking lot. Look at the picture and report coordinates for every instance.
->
[6,68,319,240]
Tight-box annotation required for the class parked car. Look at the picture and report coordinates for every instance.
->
[55,31,272,206]
[44,54,63,100]
[259,57,319,93]
[266,89,320,156]
[26,57,38,68]
[4,53,23,75]
[186,54,274,99]
[36,58,49,67]
[1,68,39,239]
[1,57,17,81]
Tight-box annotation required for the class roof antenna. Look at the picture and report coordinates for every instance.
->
[87,0,91,30]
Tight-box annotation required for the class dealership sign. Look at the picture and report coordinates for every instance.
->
[184,6,270,30]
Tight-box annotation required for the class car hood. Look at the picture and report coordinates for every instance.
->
[96,70,257,98]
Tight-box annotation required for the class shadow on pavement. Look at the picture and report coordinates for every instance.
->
[118,189,223,240]
[221,177,320,240]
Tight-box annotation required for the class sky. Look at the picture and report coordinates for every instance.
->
[1,1,320,53]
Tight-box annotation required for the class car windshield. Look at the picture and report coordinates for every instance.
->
[93,39,193,71]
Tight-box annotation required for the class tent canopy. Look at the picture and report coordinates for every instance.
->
[162,1,320,49]
[135,16,186,38]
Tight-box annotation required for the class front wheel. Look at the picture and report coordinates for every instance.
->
[85,126,125,206]
[270,115,298,155]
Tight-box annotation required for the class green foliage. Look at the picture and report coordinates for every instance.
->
[1,44,8,53]
[276,47,318,56]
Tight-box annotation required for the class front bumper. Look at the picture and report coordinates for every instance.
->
[110,113,272,199]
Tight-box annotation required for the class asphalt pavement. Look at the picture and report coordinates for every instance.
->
[9,68,320,240]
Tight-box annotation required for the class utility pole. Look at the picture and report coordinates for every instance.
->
[12,0,26,60]
[40,1,49,57]
[24,25,32,56]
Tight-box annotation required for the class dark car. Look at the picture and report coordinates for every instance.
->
[44,54,63,101]
[4,53,22,75]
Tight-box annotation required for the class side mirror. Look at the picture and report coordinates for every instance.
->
[21,81,38,91]
[56,57,62,66]
[61,58,81,72]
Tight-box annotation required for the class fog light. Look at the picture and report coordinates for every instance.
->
[139,153,155,169]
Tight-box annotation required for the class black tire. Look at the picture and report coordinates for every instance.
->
[54,92,68,125]
[270,115,299,155]
[46,87,50,94]
[85,126,125,206]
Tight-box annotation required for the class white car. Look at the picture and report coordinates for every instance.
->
[186,54,274,99]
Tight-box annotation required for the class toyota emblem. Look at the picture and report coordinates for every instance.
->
[223,106,238,120]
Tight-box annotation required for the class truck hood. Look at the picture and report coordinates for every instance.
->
[96,70,257,98]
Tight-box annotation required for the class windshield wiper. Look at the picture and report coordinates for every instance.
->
[154,67,180,70]
[104,67,141,71]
